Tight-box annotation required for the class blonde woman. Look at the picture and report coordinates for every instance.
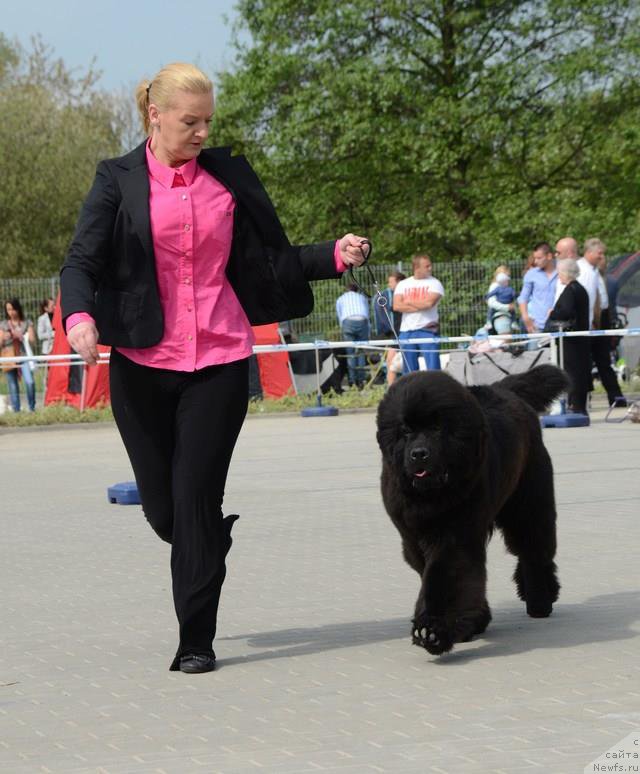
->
[61,63,369,673]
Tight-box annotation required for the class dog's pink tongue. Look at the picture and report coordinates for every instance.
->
[414,470,428,478]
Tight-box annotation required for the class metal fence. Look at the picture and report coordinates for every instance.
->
[301,261,525,341]
[0,261,525,341]
[0,277,59,328]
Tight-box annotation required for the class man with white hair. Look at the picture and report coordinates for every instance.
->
[575,238,626,407]
[577,238,609,330]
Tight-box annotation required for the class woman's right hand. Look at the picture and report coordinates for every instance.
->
[67,321,100,365]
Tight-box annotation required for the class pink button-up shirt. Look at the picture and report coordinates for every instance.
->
[68,142,347,370]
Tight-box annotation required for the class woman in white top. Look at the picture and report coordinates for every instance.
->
[37,298,55,355]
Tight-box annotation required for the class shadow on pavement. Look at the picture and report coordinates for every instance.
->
[217,590,639,668]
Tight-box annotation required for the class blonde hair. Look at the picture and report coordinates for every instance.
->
[493,264,510,279]
[135,62,213,135]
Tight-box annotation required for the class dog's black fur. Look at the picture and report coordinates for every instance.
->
[376,365,568,656]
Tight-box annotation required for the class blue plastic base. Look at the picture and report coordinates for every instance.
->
[300,406,339,417]
[541,412,590,428]
[108,481,141,505]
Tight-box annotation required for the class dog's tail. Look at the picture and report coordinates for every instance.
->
[497,365,570,413]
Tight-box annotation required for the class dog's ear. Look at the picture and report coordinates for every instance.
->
[376,426,395,459]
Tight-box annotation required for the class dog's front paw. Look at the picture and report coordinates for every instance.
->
[411,615,454,655]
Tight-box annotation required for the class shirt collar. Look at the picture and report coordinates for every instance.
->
[535,265,557,279]
[145,139,198,188]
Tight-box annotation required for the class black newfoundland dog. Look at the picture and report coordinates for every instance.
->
[376,365,568,656]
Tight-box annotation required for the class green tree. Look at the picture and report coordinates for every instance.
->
[214,0,640,262]
[0,36,126,277]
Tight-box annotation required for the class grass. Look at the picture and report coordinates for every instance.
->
[0,386,386,428]
[0,403,114,428]
[5,369,632,428]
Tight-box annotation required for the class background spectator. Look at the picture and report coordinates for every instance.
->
[517,242,557,335]
[544,258,590,414]
[486,267,517,334]
[577,238,626,406]
[393,254,444,372]
[1,297,36,412]
[336,282,371,388]
[37,298,55,355]
[372,269,406,385]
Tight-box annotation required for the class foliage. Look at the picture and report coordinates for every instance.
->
[214,0,640,263]
[0,35,129,277]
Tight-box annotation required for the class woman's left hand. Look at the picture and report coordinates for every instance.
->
[338,234,370,266]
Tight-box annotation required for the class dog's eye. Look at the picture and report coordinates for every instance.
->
[400,423,412,436]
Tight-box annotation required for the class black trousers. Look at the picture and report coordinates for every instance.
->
[109,350,249,668]
[562,338,590,414]
[591,337,623,404]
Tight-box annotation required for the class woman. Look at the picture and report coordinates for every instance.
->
[37,298,55,391]
[1,298,36,412]
[61,62,368,674]
[544,258,590,414]
[37,298,55,355]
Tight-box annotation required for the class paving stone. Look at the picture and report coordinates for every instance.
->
[0,398,638,773]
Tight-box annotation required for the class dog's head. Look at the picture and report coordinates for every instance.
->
[376,371,488,496]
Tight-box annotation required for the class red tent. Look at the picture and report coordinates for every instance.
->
[252,323,294,398]
[45,301,293,406]
[44,294,110,409]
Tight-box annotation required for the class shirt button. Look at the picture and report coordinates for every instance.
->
[184,224,190,231]
[187,306,193,312]
[187,334,193,341]
[182,194,188,200]
[184,277,191,285]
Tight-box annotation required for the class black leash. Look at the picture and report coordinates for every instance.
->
[348,240,410,373]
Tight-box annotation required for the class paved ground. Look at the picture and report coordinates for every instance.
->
[1,399,639,774]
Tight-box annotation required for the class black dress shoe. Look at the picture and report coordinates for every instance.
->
[179,653,216,673]
[611,396,628,407]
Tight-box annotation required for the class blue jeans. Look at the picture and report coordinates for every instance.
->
[5,361,36,412]
[399,329,441,373]
[341,317,370,385]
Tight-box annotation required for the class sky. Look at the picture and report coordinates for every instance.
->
[2,0,242,92]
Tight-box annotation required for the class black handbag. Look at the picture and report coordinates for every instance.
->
[544,319,575,333]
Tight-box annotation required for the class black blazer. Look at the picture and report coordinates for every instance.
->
[60,141,340,348]
[545,281,589,333]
